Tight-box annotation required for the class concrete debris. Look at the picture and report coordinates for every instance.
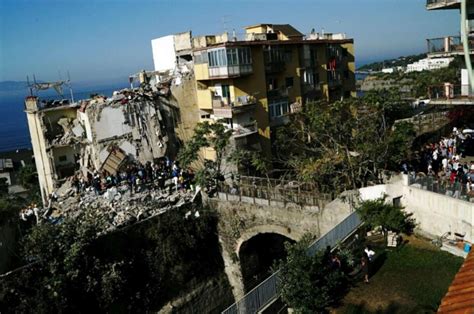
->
[30,155,200,234]
[49,184,197,234]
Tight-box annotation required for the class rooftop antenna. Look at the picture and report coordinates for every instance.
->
[67,71,74,103]
[221,15,231,34]
[27,75,33,96]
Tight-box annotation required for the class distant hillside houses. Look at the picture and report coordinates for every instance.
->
[379,57,453,74]
[406,57,453,72]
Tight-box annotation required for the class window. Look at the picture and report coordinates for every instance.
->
[304,70,319,86]
[269,100,289,118]
[222,85,231,98]
[194,51,208,64]
[227,49,238,65]
[285,77,294,88]
[237,47,252,64]
[392,196,402,207]
[284,50,292,62]
[208,49,227,67]
[267,78,278,90]
[58,155,67,162]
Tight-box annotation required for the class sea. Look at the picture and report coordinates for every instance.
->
[0,84,128,152]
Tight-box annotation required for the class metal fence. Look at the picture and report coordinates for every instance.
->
[408,174,474,203]
[221,211,362,314]
[218,176,333,208]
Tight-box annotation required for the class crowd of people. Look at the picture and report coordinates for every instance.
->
[406,127,474,199]
[70,157,196,197]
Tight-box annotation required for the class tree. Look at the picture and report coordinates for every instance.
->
[177,121,232,189]
[356,197,416,239]
[275,236,347,313]
[273,95,415,193]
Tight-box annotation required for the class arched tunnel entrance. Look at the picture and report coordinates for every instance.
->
[238,233,296,292]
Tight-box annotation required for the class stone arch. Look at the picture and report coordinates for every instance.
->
[236,225,301,292]
[235,224,302,255]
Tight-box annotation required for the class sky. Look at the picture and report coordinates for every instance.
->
[0,0,460,85]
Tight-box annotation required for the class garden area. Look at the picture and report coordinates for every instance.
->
[276,197,465,314]
[335,235,464,314]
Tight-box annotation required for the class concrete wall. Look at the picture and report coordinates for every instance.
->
[151,35,176,72]
[26,110,55,203]
[357,181,474,243]
[94,107,132,141]
[173,31,192,52]
[400,185,473,243]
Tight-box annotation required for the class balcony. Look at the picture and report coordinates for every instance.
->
[428,83,474,105]
[426,0,460,10]
[232,121,258,139]
[209,64,253,79]
[265,61,286,73]
[267,87,289,100]
[212,95,257,118]
[302,82,321,93]
[427,36,474,57]
[327,70,343,87]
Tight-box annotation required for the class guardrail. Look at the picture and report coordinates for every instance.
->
[408,174,474,203]
[221,211,362,314]
[218,176,333,208]
[427,36,464,54]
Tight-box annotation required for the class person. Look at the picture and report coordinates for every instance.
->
[361,256,369,283]
[330,254,342,270]
[364,245,375,262]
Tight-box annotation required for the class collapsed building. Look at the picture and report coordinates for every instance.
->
[25,79,179,205]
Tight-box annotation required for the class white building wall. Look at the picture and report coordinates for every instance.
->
[26,110,55,203]
[151,35,177,72]
[406,57,453,73]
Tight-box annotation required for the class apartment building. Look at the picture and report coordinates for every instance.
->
[426,0,474,104]
[153,24,355,157]
[24,82,176,204]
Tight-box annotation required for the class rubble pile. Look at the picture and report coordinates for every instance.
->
[51,179,199,234]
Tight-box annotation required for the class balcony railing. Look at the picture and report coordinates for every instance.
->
[267,87,289,99]
[212,95,257,118]
[327,70,342,87]
[208,64,253,78]
[426,0,460,10]
[232,121,258,139]
[428,83,473,100]
[426,36,474,55]
[265,61,286,73]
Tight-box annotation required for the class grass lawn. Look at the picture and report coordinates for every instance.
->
[334,236,464,314]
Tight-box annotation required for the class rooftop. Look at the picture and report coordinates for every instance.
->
[426,0,460,10]
[244,23,304,38]
[438,250,474,313]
